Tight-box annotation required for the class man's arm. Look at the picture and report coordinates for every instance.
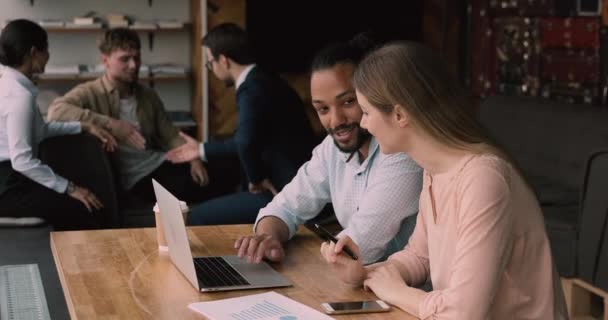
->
[47,83,112,129]
[254,216,289,242]
[234,138,332,263]
[254,137,333,239]
[50,83,146,150]
[235,216,289,263]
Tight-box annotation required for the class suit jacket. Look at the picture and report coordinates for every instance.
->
[204,67,316,190]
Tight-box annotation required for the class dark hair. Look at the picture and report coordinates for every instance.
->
[310,32,378,72]
[98,28,141,55]
[202,23,255,65]
[0,19,48,68]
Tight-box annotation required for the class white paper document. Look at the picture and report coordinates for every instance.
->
[188,291,334,320]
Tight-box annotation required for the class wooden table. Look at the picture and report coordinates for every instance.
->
[50,225,415,319]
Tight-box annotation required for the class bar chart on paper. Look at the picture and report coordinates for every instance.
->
[229,300,296,319]
[188,291,334,320]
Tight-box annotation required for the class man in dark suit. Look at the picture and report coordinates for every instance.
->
[167,23,316,225]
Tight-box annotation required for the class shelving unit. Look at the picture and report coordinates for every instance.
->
[2,0,205,137]
[35,73,191,87]
[43,23,192,33]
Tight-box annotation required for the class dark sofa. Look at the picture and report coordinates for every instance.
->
[478,95,608,277]
[0,133,240,318]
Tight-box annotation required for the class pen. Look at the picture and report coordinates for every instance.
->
[314,223,358,260]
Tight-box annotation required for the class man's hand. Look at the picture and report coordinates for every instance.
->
[106,118,146,150]
[81,122,117,152]
[248,179,278,196]
[190,159,209,186]
[166,132,200,163]
[235,233,285,263]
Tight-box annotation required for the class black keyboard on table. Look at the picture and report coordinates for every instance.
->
[193,256,250,288]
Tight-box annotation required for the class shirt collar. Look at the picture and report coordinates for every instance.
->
[343,136,380,173]
[235,64,256,90]
[101,74,139,96]
[101,74,118,93]
[1,66,38,96]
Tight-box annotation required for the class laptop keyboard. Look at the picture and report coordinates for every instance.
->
[193,257,250,288]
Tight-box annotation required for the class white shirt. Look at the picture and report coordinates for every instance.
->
[235,64,256,90]
[0,66,81,193]
[115,96,165,190]
[255,136,423,263]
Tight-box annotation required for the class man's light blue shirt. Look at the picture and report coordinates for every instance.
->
[255,135,422,264]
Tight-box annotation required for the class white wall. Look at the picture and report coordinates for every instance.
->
[1,0,193,113]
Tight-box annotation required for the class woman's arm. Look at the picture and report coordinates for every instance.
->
[6,94,70,192]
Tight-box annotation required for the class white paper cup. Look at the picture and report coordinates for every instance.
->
[153,201,189,251]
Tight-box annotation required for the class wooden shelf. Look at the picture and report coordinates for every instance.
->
[36,74,190,83]
[44,23,192,33]
[27,0,204,137]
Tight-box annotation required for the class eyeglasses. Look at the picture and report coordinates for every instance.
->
[205,59,215,71]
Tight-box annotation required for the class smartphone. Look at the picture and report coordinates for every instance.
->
[321,300,390,314]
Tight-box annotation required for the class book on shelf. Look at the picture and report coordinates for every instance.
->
[71,11,102,28]
[106,13,130,28]
[73,16,95,25]
[77,64,149,78]
[78,64,104,78]
[73,11,97,24]
[130,20,158,30]
[38,19,65,28]
[65,22,103,29]
[39,65,80,78]
[150,63,188,76]
[108,20,129,28]
[156,19,184,29]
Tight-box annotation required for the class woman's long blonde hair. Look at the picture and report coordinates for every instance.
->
[353,41,503,157]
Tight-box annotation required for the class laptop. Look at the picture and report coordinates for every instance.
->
[152,179,292,292]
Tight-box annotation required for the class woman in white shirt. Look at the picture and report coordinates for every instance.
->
[0,19,117,230]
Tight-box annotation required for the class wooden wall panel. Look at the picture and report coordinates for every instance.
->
[281,72,325,136]
[206,0,245,137]
[422,0,465,80]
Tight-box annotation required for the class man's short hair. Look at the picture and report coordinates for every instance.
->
[202,23,255,65]
[98,28,141,55]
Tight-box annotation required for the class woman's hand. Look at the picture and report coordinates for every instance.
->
[319,235,366,286]
[363,263,410,307]
[81,122,117,152]
[67,182,104,212]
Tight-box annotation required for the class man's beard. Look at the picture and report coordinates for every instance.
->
[118,72,138,85]
[327,123,372,153]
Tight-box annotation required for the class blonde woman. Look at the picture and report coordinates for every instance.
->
[320,41,567,319]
